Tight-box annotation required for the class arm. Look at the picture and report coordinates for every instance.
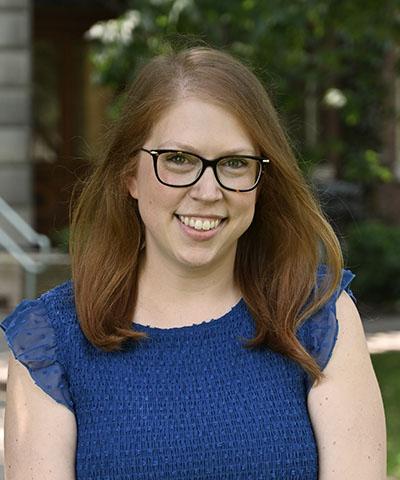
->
[4,353,77,480]
[307,290,387,479]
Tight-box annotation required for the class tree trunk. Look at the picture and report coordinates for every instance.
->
[382,44,397,173]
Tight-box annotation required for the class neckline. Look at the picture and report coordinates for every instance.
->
[132,297,247,339]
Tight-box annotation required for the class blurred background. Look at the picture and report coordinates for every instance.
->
[0,0,399,478]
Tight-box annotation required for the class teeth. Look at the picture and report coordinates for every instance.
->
[178,216,222,231]
[194,220,202,230]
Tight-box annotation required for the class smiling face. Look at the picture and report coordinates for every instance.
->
[127,97,258,273]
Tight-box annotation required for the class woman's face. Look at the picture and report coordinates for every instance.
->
[127,97,258,272]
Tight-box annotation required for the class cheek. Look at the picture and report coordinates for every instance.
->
[244,207,256,228]
[236,194,256,218]
[236,196,257,231]
[136,182,179,226]
[135,198,160,237]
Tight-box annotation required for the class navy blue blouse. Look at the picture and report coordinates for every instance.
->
[0,265,356,479]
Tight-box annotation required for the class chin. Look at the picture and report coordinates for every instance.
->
[178,257,214,269]
[175,251,219,269]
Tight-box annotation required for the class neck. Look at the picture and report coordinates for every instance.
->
[139,250,239,299]
[134,249,241,324]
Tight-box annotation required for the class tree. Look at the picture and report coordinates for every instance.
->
[85,0,399,183]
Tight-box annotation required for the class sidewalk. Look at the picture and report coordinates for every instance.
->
[361,312,400,353]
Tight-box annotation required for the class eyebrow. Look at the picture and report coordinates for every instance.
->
[156,141,257,156]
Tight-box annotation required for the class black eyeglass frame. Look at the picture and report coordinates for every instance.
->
[139,148,270,192]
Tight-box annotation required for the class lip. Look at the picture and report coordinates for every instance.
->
[175,215,225,241]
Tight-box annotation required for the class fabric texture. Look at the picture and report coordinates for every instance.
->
[0,298,74,411]
[299,265,357,393]
[0,265,356,479]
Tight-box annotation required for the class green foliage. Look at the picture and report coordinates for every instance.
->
[371,352,400,478]
[85,0,399,183]
[344,149,394,184]
[345,221,400,307]
[50,226,70,253]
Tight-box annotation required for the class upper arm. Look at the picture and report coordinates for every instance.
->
[4,352,77,480]
[307,290,387,480]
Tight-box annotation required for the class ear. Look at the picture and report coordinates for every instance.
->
[126,176,139,200]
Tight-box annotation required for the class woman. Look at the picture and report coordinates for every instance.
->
[1,46,386,479]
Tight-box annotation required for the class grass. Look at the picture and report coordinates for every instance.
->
[371,352,400,479]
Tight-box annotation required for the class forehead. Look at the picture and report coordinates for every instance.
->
[145,98,256,156]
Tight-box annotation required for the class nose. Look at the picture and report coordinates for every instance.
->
[188,166,223,201]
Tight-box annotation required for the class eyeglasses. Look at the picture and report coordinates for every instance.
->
[139,148,270,192]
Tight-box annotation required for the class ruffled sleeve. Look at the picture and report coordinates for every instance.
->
[301,266,357,394]
[0,298,75,413]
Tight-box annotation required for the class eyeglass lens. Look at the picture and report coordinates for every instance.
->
[156,151,261,190]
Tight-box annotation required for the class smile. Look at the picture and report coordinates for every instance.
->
[177,215,224,231]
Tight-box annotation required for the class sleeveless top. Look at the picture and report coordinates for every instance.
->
[0,265,356,479]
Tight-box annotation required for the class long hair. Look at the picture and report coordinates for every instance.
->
[69,45,344,388]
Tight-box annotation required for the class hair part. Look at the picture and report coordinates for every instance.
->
[70,45,344,389]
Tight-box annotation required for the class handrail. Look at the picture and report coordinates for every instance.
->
[0,195,51,299]
[0,197,50,252]
[0,230,43,273]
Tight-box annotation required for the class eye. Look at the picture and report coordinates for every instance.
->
[164,152,194,165]
[220,157,248,169]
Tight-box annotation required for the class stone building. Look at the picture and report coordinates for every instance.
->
[0,0,32,239]
[0,0,126,307]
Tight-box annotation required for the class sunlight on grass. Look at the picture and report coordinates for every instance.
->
[371,352,400,479]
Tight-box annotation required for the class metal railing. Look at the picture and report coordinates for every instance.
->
[0,196,51,299]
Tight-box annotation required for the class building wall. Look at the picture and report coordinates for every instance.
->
[0,0,33,245]
[32,3,119,238]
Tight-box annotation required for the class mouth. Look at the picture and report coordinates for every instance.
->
[174,214,227,231]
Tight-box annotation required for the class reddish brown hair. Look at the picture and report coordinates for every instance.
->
[70,46,344,388]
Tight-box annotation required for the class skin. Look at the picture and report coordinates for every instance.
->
[127,97,259,327]
[308,290,387,479]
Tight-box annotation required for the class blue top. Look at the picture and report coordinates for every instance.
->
[0,265,356,479]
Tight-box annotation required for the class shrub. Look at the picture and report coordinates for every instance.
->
[344,221,400,309]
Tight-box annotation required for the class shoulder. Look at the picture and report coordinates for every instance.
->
[307,286,369,383]
[38,279,75,320]
[335,289,368,357]
[0,280,77,413]
[307,289,387,478]
[318,288,370,380]
[299,267,357,387]
[0,280,77,339]
[312,287,374,392]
